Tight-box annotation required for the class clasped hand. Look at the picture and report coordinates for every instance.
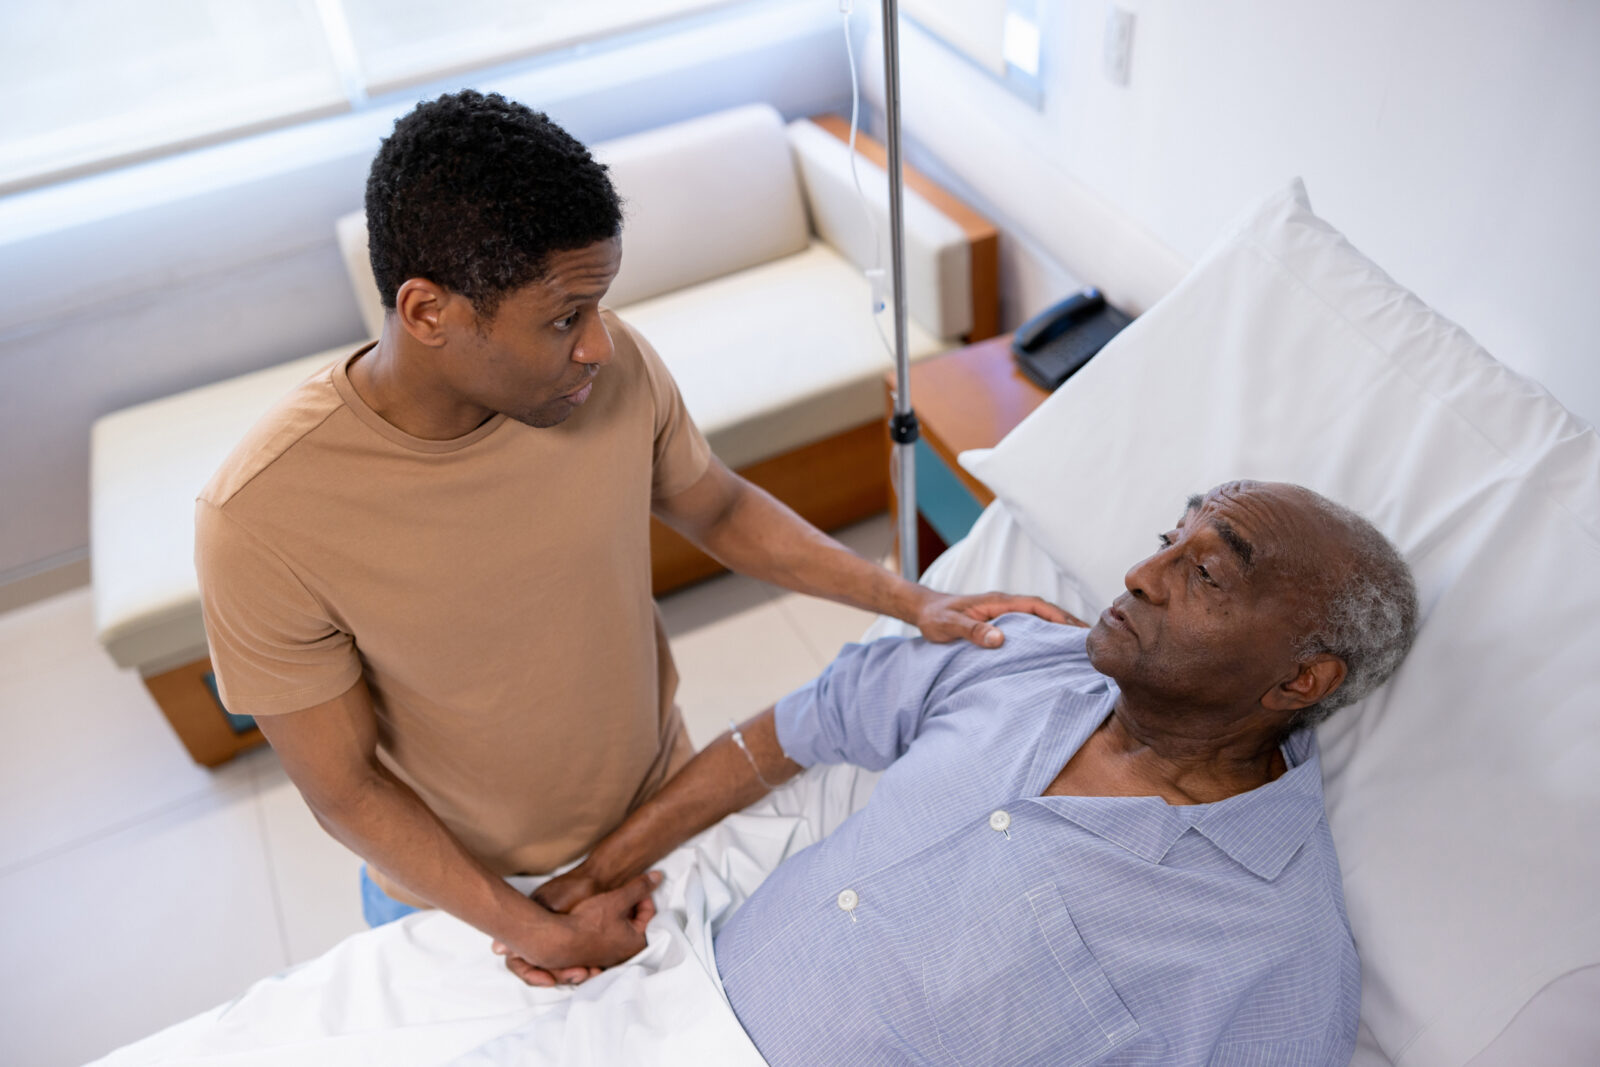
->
[491,868,657,987]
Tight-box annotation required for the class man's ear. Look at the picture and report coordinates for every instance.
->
[1262,654,1348,713]
[393,278,457,347]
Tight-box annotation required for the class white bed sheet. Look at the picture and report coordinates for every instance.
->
[94,763,879,1067]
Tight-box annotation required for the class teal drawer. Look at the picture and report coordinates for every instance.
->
[914,438,985,546]
[201,671,258,735]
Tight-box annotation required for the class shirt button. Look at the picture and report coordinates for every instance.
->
[989,809,1012,833]
[837,888,859,911]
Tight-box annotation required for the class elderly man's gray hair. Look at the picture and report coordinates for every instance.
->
[1289,498,1419,731]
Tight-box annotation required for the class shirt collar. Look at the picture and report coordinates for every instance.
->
[1189,732,1327,880]
[1030,726,1328,882]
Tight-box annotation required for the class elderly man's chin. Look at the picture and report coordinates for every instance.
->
[1084,618,1125,674]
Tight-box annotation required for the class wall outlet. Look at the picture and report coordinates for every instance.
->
[1103,6,1135,87]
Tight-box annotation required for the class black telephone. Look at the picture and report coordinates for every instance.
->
[1011,288,1133,391]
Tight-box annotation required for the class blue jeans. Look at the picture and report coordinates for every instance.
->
[360,865,421,927]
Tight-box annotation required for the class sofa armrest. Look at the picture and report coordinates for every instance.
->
[598,103,812,309]
[789,115,998,342]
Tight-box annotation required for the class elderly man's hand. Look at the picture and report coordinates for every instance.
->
[492,870,661,987]
[913,591,1086,647]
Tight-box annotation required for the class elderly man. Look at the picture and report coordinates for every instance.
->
[525,480,1419,1065]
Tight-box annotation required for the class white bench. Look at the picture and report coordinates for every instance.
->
[90,104,998,765]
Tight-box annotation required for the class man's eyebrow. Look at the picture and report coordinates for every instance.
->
[549,272,616,302]
[1212,518,1255,568]
[551,284,603,303]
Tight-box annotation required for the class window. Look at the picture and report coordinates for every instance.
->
[901,0,1044,108]
[338,0,742,96]
[0,0,750,195]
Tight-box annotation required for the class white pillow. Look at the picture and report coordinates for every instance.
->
[962,180,1600,1066]
[597,104,811,309]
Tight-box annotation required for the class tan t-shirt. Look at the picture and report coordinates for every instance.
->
[195,311,709,904]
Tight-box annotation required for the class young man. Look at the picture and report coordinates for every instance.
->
[194,91,1065,985]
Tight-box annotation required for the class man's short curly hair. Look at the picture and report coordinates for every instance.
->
[364,90,622,322]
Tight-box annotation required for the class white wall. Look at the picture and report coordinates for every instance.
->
[867,0,1600,425]
[0,1,851,595]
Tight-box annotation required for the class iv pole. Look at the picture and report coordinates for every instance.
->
[878,0,920,580]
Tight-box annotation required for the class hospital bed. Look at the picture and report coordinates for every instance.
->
[95,182,1599,1065]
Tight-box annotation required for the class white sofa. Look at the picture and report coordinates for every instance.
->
[90,103,997,765]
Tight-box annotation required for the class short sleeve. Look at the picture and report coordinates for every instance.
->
[613,315,712,500]
[774,634,967,770]
[194,499,363,716]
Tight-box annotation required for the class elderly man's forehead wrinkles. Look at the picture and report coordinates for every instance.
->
[1182,491,1255,569]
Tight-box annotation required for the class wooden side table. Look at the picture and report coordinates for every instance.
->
[885,334,1049,572]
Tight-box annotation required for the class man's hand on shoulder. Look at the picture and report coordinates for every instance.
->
[912,590,1087,648]
[492,870,661,987]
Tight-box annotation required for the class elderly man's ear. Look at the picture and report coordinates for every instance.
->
[1262,655,1348,713]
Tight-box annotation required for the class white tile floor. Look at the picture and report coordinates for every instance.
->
[0,516,890,1067]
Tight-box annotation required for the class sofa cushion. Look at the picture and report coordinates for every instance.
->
[785,118,971,340]
[615,241,943,470]
[91,349,350,672]
[599,103,811,309]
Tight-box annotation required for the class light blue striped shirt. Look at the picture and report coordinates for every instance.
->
[715,616,1359,1066]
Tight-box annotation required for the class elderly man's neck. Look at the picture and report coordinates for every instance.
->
[1045,699,1288,805]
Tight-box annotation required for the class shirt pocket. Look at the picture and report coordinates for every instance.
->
[922,880,1139,1066]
